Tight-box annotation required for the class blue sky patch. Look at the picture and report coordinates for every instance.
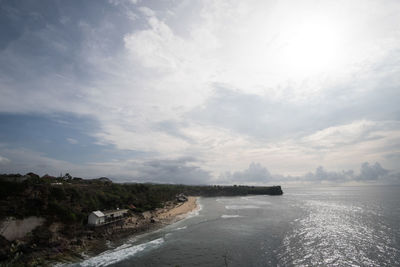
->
[0,113,145,164]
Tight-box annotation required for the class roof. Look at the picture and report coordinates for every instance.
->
[92,211,105,217]
[103,209,128,215]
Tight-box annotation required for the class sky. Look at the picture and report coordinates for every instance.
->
[0,0,399,185]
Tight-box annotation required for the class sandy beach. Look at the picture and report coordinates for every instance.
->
[120,196,199,232]
[156,196,199,222]
[83,197,199,258]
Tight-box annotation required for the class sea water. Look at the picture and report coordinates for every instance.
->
[74,185,400,266]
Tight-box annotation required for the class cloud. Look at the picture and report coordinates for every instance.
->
[358,162,389,181]
[302,162,396,183]
[0,155,10,165]
[301,120,384,149]
[109,0,140,6]
[0,0,400,183]
[1,143,399,185]
[134,157,211,184]
[220,162,273,183]
[0,146,211,184]
[217,161,399,185]
[0,147,81,176]
[138,6,155,17]
[302,166,355,182]
[66,138,78,144]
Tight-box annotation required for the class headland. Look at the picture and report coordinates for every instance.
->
[0,172,282,266]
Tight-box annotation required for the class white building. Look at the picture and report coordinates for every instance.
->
[88,209,128,226]
[88,211,106,225]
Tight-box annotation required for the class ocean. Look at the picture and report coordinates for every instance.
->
[73,185,400,266]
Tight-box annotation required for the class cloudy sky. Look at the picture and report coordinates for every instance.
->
[0,0,399,185]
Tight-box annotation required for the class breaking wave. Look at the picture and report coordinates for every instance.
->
[78,238,164,267]
[225,205,260,210]
[221,215,242,218]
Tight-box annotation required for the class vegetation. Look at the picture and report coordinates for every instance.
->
[0,173,282,222]
[0,172,282,265]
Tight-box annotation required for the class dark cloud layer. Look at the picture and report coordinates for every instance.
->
[133,157,211,185]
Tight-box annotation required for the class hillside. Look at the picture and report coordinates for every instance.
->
[0,173,282,265]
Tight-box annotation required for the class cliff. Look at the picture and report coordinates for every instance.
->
[0,173,283,265]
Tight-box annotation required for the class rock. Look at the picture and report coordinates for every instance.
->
[0,235,11,261]
[176,193,188,202]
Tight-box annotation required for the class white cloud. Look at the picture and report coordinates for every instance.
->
[66,138,78,144]
[302,120,380,149]
[0,155,10,165]
[298,120,400,172]
[138,6,155,17]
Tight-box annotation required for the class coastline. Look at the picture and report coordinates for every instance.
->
[121,196,199,232]
[0,177,282,266]
[151,196,199,223]
[77,197,200,263]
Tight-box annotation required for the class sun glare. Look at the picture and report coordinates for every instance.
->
[278,17,348,77]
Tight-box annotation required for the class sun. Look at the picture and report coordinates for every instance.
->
[278,16,348,78]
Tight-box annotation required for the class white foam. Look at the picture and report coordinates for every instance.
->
[216,198,231,202]
[78,237,164,267]
[186,197,203,218]
[240,196,271,205]
[221,215,242,218]
[249,200,271,205]
[225,205,260,210]
[175,226,187,230]
[165,233,172,238]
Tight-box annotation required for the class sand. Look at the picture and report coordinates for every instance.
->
[122,196,199,231]
[156,196,198,222]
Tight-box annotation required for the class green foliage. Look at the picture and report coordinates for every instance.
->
[49,187,67,201]
[32,225,52,245]
[48,201,77,222]
[0,174,282,223]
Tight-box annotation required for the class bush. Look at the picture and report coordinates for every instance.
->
[32,225,52,246]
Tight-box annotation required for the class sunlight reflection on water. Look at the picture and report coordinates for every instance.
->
[278,195,400,266]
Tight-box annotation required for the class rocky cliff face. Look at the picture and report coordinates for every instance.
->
[0,217,45,241]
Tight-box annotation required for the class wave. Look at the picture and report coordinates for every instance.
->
[221,215,242,218]
[240,196,272,205]
[187,197,203,217]
[78,238,164,267]
[225,205,260,210]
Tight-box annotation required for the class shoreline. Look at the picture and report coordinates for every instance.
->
[0,177,282,266]
[121,196,199,233]
[78,197,200,262]
[151,196,199,224]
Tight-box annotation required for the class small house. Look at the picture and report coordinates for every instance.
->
[102,209,128,219]
[176,193,188,202]
[88,211,106,225]
[88,209,128,226]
